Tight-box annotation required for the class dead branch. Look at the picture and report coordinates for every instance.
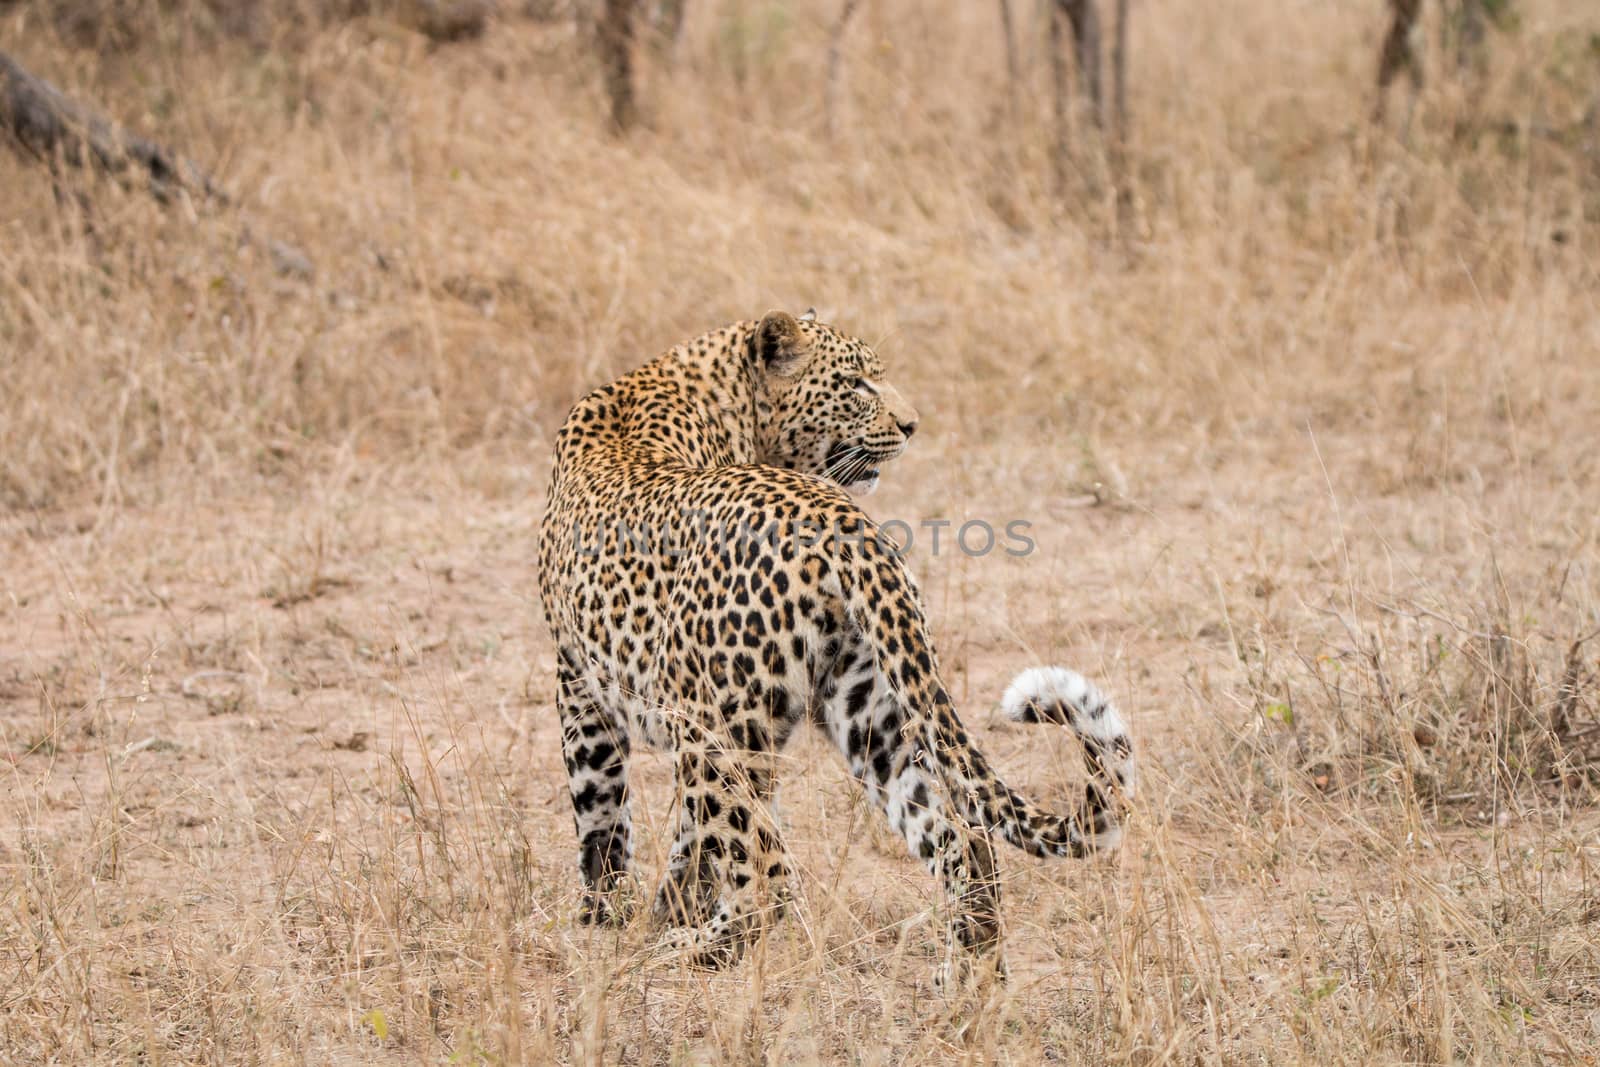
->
[1552,632,1597,745]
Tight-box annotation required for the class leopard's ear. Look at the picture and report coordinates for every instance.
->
[754,310,810,377]
[798,307,817,323]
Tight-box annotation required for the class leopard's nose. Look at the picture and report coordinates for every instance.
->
[898,419,918,439]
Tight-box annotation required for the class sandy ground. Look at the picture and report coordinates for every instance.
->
[5,416,1598,1062]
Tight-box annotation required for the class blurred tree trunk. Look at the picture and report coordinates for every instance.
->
[1375,0,1515,131]
[1453,0,1488,72]
[1048,0,1069,189]
[655,0,688,50]
[997,0,1021,120]
[1056,0,1104,129]
[1111,0,1132,231]
[824,0,863,140]
[1450,0,1498,125]
[1048,0,1106,193]
[1111,0,1128,139]
[1586,85,1600,184]
[597,0,639,131]
[1375,0,1424,127]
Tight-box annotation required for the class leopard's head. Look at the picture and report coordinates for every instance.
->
[749,310,919,495]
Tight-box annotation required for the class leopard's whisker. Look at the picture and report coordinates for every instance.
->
[823,443,868,483]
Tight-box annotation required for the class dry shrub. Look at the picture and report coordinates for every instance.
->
[1352,614,1593,805]
[2,0,1597,509]
[1211,569,1600,817]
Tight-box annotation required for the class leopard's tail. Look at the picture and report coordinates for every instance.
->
[836,526,1134,859]
[1001,665,1136,833]
[999,666,1137,804]
[914,664,1135,859]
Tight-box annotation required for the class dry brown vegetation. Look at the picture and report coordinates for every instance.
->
[3,1,1600,1062]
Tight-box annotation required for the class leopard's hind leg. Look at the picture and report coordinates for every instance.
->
[817,631,1005,980]
[556,647,635,925]
[654,691,802,967]
[651,792,719,928]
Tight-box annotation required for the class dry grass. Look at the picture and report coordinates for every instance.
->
[3,0,1600,1062]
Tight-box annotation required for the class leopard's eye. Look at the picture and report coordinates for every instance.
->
[853,377,874,396]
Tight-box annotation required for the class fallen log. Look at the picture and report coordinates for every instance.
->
[0,48,313,277]
[1,48,223,203]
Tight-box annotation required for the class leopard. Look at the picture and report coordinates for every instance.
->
[536,309,1136,978]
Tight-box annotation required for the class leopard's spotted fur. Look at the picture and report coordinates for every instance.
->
[537,311,1135,974]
